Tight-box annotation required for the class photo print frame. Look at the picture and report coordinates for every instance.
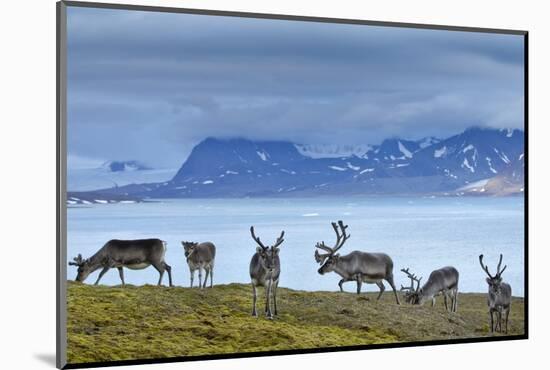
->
[57,1,528,368]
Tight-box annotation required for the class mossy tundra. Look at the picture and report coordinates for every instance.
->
[67,281,524,364]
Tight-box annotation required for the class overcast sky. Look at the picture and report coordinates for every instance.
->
[67,6,524,169]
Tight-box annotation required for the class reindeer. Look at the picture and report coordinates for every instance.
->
[401,266,459,312]
[249,226,285,319]
[479,254,512,333]
[181,241,216,288]
[69,239,173,286]
[315,221,400,304]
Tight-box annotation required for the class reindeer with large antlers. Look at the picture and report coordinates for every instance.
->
[249,226,285,319]
[315,220,400,304]
[479,254,512,333]
[401,266,459,312]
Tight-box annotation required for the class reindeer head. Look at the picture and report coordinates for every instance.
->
[400,267,422,304]
[314,248,330,265]
[479,254,507,294]
[68,254,92,282]
[316,221,350,275]
[181,241,199,259]
[250,226,284,273]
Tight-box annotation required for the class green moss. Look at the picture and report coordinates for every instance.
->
[66,282,524,364]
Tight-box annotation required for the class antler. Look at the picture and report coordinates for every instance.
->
[315,241,333,253]
[400,267,422,292]
[332,220,350,254]
[315,220,350,255]
[69,253,84,266]
[250,226,267,249]
[272,230,285,248]
[479,254,494,279]
[496,254,507,277]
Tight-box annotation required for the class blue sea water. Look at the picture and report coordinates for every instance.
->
[67,196,525,296]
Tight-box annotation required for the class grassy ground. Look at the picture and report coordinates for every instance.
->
[67,282,524,364]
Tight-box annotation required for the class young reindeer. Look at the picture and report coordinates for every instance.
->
[181,241,216,288]
[479,254,512,333]
[249,226,285,319]
[315,221,400,304]
[401,266,459,312]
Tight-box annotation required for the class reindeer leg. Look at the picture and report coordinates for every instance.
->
[210,265,214,288]
[251,284,257,317]
[152,262,165,286]
[453,289,458,312]
[356,275,362,295]
[157,270,164,286]
[164,262,173,287]
[273,280,279,316]
[376,281,385,300]
[198,267,203,289]
[338,279,346,292]
[505,308,509,334]
[386,275,401,305]
[117,267,125,286]
[266,280,273,319]
[202,269,209,289]
[94,266,110,285]
[489,310,494,333]
[443,291,449,311]
[189,268,194,288]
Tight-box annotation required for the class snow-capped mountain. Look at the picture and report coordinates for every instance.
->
[101,160,151,172]
[77,127,524,198]
[405,127,524,181]
[68,161,176,192]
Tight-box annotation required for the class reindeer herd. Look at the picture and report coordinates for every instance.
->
[69,220,514,333]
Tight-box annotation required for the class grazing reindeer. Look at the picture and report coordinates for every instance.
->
[400,268,422,304]
[249,226,285,319]
[181,241,216,288]
[406,266,459,312]
[68,239,173,286]
[315,220,400,304]
[479,254,512,333]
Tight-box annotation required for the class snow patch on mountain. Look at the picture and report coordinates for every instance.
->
[458,178,490,191]
[359,168,375,174]
[329,166,347,171]
[398,141,413,158]
[417,137,441,149]
[256,151,269,161]
[434,146,447,158]
[486,157,498,174]
[493,148,511,164]
[295,143,373,159]
[462,158,475,173]
[462,144,474,153]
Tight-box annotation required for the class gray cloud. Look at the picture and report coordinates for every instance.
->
[66,6,524,169]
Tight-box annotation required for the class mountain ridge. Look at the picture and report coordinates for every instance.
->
[72,127,524,199]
